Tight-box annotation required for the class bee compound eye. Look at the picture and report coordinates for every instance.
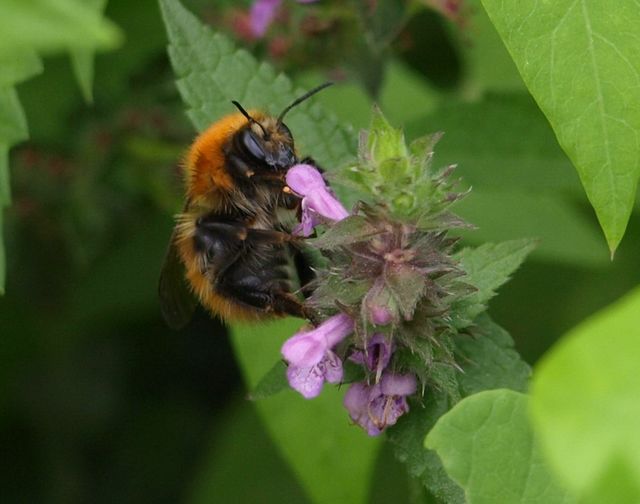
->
[241,129,266,161]
[278,122,293,141]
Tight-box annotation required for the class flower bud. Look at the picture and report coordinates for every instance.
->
[364,278,396,326]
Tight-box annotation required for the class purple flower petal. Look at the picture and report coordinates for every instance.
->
[320,313,354,347]
[368,394,409,431]
[282,313,353,363]
[281,332,326,368]
[292,198,321,237]
[286,164,348,235]
[286,350,343,398]
[380,372,417,396]
[344,382,378,435]
[343,382,370,414]
[349,333,394,373]
[306,191,349,222]
[286,163,326,195]
[323,350,343,384]
[343,373,416,436]
[249,0,282,38]
[287,363,326,399]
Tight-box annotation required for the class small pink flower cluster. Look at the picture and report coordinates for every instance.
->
[280,163,416,435]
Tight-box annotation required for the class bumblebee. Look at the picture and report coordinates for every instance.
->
[159,83,331,329]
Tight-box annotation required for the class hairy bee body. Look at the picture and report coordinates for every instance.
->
[159,102,318,329]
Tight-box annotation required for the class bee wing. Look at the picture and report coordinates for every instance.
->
[159,231,197,330]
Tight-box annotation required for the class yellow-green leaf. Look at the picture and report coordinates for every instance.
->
[0,0,122,54]
[481,0,640,254]
[426,390,575,504]
[530,285,640,502]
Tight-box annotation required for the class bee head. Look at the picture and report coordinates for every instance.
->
[230,82,333,174]
[233,113,296,172]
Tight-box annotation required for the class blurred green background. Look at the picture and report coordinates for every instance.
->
[2,0,640,502]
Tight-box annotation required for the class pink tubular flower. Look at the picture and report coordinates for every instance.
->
[249,0,320,38]
[282,313,354,398]
[349,333,395,381]
[286,350,342,399]
[249,0,281,38]
[286,163,349,236]
[343,372,417,436]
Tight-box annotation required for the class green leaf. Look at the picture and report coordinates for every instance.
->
[389,316,530,500]
[580,457,640,504]
[0,88,28,148]
[158,0,354,170]
[387,391,465,504]
[530,285,640,502]
[0,144,11,207]
[311,215,379,250]
[367,105,408,162]
[0,210,4,295]
[454,314,530,396]
[70,0,108,103]
[189,399,309,504]
[480,0,640,254]
[0,0,122,54]
[455,239,536,321]
[249,360,288,401]
[0,49,43,87]
[230,319,381,504]
[425,390,576,504]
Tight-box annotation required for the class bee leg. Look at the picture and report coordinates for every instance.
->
[197,220,302,246]
[270,290,317,321]
[213,273,317,323]
[226,153,256,179]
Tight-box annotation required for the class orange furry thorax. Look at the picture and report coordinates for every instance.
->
[183,110,266,203]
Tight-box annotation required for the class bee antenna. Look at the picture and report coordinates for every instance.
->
[277,82,333,123]
[231,100,268,136]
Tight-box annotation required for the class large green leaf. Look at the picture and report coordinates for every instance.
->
[158,0,354,170]
[0,50,43,87]
[454,239,536,322]
[480,0,640,254]
[425,390,575,504]
[231,319,380,504]
[530,285,640,502]
[189,399,309,504]
[0,0,122,54]
[454,314,530,396]
[387,391,465,504]
[388,316,530,501]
